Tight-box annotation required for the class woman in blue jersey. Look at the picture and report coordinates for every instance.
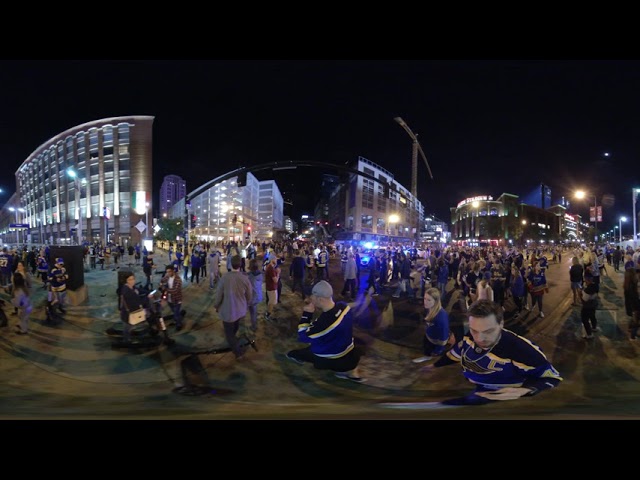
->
[413,287,450,364]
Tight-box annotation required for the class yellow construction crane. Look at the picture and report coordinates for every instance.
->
[394,117,434,198]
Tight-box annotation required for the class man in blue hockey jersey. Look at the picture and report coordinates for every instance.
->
[422,299,562,405]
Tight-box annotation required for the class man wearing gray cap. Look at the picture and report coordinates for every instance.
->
[286,280,365,383]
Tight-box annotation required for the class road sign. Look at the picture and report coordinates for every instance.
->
[9,223,30,228]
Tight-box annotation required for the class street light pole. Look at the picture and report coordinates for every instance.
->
[9,207,18,247]
[594,194,599,242]
[620,216,627,243]
[575,190,599,243]
[67,169,85,246]
[634,188,640,248]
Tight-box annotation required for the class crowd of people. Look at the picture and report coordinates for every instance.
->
[4,235,640,407]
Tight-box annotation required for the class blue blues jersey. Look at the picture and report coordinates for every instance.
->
[0,252,12,274]
[297,302,355,359]
[434,328,562,394]
[425,308,450,355]
[48,266,68,292]
[37,256,49,273]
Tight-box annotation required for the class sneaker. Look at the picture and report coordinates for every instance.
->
[539,312,545,318]
[524,305,530,310]
[412,356,433,364]
[592,326,600,332]
[334,372,366,383]
[286,352,305,365]
[583,335,594,340]
[392,295,400,298]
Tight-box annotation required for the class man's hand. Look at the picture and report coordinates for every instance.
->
[475,387,533,401]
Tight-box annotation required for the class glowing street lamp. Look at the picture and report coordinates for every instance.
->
[67,168,86,246]
[575,190,599,242]
[620,216,627,243]
[8,206,25,247]
[633,188,640,248]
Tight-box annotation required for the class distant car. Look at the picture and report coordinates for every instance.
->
[360,249,374,268]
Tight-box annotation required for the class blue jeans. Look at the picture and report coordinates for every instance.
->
[169,302,182,327]
[248,304,258,329]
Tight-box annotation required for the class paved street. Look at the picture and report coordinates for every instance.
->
[0,250,639,420]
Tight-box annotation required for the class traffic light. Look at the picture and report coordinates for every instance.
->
[190,214,197,228]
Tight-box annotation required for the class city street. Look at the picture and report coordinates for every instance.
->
[0,250,639,420]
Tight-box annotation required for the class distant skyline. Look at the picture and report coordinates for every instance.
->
[2,60,639,230]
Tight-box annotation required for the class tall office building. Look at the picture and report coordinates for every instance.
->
[160,175,186,217]
[257,180,284,241]
[9,115,154,247]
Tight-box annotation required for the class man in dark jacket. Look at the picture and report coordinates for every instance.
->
[289,251,306,300]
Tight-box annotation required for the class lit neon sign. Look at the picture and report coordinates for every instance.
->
[457,195,493,208]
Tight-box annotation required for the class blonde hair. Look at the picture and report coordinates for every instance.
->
[424,287,443,322]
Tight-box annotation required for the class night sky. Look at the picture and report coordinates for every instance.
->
[1,59,639,232]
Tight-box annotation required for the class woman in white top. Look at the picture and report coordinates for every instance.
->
[476,271,494,302]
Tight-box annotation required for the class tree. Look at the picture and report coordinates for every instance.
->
[155,218,183,242]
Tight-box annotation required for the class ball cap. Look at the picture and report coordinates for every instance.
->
[56,257,64,264]
[311,280,333,298]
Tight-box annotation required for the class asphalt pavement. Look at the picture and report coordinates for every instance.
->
[0,250,638,420]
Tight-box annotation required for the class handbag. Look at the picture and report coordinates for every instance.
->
[128,308,146,325]
[121,293,145,325]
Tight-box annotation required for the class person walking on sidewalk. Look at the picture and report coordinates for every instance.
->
[208,250,221,290]
[340,251,358,300]
[580,271,600,340]
[119,272,144,343]
[527,263,548,318]
[159,265,184,331]
[213,255,253,360]
[247,258,263,331]
[624,266,640,340]
[11,272,32,335]
[569,256,584,306]
[264,256,279,322]
[286,280,365,383]
[289,250,306,300]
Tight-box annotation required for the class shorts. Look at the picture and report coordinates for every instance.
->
[571,281,582,290]
[267,289,278,305]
